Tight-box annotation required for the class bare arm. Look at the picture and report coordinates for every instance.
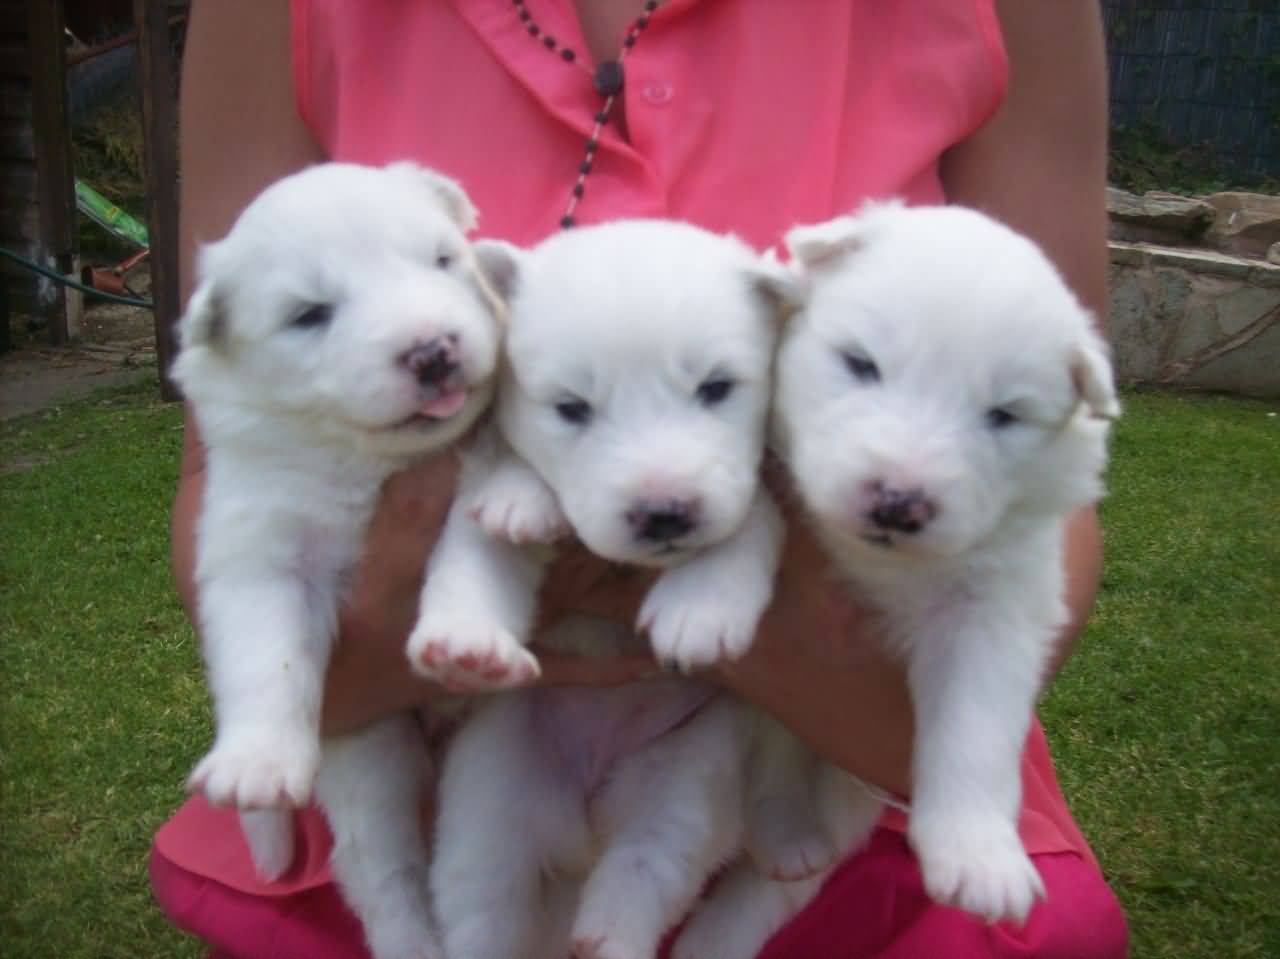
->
[718,0,1111,795]
[171,0,324,618]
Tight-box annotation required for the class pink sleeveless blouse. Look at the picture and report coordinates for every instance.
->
[158,0,1096,896]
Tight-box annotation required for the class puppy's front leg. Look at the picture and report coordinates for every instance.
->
[465,441,568,545]
[407,496,545,690]
[640,490,784,672]
[188,568,330,808]
[906,609,1049,925]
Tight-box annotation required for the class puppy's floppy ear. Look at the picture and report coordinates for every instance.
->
[1071,322,1121,420]
[177,247,229,351]
[473,239,523,304]
[747,250,807,323]
[386,161,478,232]
[784,199,904,270]
[784,217,864,270]
[467,239,524,323]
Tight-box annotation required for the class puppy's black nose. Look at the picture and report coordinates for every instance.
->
[401,335,459,386]
[627,499,700,543]
[868,483,937,534]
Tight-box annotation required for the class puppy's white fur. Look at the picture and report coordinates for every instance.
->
[675,203,1118,958]
[416,220,800,959]
[173,162,503,959]
[409,219,801,685]
[433,618,747,959]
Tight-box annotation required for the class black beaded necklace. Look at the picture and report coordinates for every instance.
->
[511,0,661,228]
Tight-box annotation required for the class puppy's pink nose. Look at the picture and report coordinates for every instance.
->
[401,334,459,386]
[866,481,937,534]
[627,498,701,543]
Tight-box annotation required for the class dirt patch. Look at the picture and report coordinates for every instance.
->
[3,265,160,421]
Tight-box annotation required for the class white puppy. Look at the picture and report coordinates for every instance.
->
[415,220,802,959]
[408,219,801,684]
[674,202,1119,959]
[172,161,504,959]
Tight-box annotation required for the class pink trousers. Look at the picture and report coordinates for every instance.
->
[151,825,1128,959]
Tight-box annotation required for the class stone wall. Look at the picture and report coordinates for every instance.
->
[1108,241,1280,398]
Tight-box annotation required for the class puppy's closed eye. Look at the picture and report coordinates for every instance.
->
[291,304,334,330]
[695,377,735,406]
[985,407,1018,430]
[554,397,593,425]
[841,349,880,384]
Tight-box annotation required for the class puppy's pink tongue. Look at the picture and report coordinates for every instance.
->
[422,389,468,420]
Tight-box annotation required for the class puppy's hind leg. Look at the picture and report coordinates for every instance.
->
[317,714,441,959]
[673,761,882,959]
[431,696,588,959]
[572,700,746,959]
[744,715,837,882]
[671,862,828,959]
[239,808,295,882]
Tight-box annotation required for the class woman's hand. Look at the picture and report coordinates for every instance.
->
[313,452,662,734]
[534,470,916,795]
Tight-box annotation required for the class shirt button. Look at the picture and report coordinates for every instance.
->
[641,81,674,105]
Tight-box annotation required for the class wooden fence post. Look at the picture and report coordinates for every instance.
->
[133,0,180,400]
[26,0,78,344]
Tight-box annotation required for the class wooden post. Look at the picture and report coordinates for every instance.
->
[133,0,181,400]
[26,0,78,344]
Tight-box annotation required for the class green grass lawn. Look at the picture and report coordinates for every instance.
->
[1039,390,1280,958]
[1,381,1276,958]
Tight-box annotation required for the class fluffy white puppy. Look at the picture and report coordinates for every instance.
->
[414,220,802,959]
[408,219,801,685]
[172,161,503,959]
[674,202,1119,959]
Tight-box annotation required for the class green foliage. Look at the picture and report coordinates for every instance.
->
[1109,121,1280,197]
[72,101,148,260]
[1,383,1277,958]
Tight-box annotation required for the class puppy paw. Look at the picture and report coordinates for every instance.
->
[765,834,838,882]
[407,617,540,690]
[466,463,567,544]
[639,571,763,672]
[572,873,664,959]
[749,800,839,881]
[188,725,318,809]
[910,818,1046,925]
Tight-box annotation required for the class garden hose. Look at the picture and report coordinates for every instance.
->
[0,246,153,310]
